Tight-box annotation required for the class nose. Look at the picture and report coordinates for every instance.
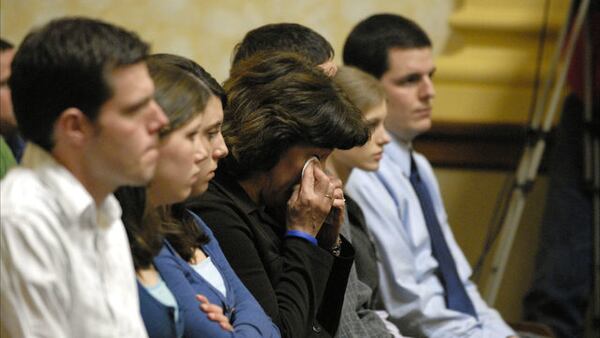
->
[148,100,168,134]
[419,76,435,102]
[376,126,392,146]
[195,140,209,164]
[213,134,229,160]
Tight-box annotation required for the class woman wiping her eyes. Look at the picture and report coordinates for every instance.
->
[185,52,371,338]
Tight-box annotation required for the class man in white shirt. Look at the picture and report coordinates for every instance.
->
[0,17,168,337]
[342,14,517,338]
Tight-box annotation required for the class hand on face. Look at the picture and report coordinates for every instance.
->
[317,173,345,250]
[286,159,340,237]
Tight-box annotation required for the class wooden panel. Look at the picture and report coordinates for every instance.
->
[413,121,552,170]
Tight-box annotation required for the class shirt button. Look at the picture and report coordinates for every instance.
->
[312,323,321,334]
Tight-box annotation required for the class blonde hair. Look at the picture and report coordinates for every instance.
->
[333,65,386,114]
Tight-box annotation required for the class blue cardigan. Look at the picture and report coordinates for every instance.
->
[138,280,184,338]
[153,212,281,338]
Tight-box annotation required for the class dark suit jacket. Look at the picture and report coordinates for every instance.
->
[185,170,354,338]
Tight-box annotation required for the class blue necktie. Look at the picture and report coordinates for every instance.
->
[409,155,478,318]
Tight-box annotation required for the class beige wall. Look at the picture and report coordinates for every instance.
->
[1,0,453,82]
[1,0,565,325]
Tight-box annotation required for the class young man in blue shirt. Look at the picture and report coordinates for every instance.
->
[343,13,516,338]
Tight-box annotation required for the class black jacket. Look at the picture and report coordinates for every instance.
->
[185,170,354,338]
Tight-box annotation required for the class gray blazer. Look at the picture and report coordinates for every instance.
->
[335,197,394,338]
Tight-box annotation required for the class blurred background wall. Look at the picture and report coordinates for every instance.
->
[1,0,572,323]
[0,0,455,82]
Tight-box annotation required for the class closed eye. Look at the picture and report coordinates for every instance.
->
[366,120,379,131]
[394,73,421,86]
[187,131,199,140]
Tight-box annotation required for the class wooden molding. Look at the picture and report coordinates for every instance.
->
[413,121,552,171]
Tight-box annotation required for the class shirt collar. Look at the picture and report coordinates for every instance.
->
[385,130,413,177]
[21,143,121,230]
[96,195,122,230]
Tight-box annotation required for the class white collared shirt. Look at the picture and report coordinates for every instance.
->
[1,143,148,338]
[346,135,514,338]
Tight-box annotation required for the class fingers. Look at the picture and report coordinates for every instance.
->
[200,302,224,316]
[332,187,344,201]
[196,294,209,305]
[197,294,234,332]
[300,158,316,195]
[301,162,334,208]
[219,320,234,332]
[320,173,346,211]
[207,311,233,332]
[332,197,345,209]
[329,176,345,208]
[300,159,340,202]
[312,165,330,197]
[301,156,319,178]
[287,158,350,236]
[328,175,343,191]
[332,190,345,209]
[287,184,301,207]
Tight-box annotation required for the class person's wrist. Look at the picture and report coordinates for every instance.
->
[285,230,318,246]
[287,217,318,237]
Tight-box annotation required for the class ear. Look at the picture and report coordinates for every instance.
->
[54,108,94,147]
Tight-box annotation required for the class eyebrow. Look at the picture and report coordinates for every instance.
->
[205,120,223,129]
[188,118,203,130]
[395,67,436,82]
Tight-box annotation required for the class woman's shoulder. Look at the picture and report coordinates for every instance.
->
[154,239,189,273]
[186,173,255,217]
[186,211,213,234]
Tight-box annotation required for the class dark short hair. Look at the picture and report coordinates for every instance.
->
[0,38,13,51]
[9,17,150,151]
[222,52,369,179]
[231,23,334,68]
[343,13,431,79]
[148,53,227,109]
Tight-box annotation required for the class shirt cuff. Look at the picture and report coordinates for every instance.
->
[285,230,317,246]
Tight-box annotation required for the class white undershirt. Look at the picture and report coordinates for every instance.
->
[190,256,227,297]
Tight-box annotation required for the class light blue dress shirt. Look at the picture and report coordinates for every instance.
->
[345,135,515,338]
